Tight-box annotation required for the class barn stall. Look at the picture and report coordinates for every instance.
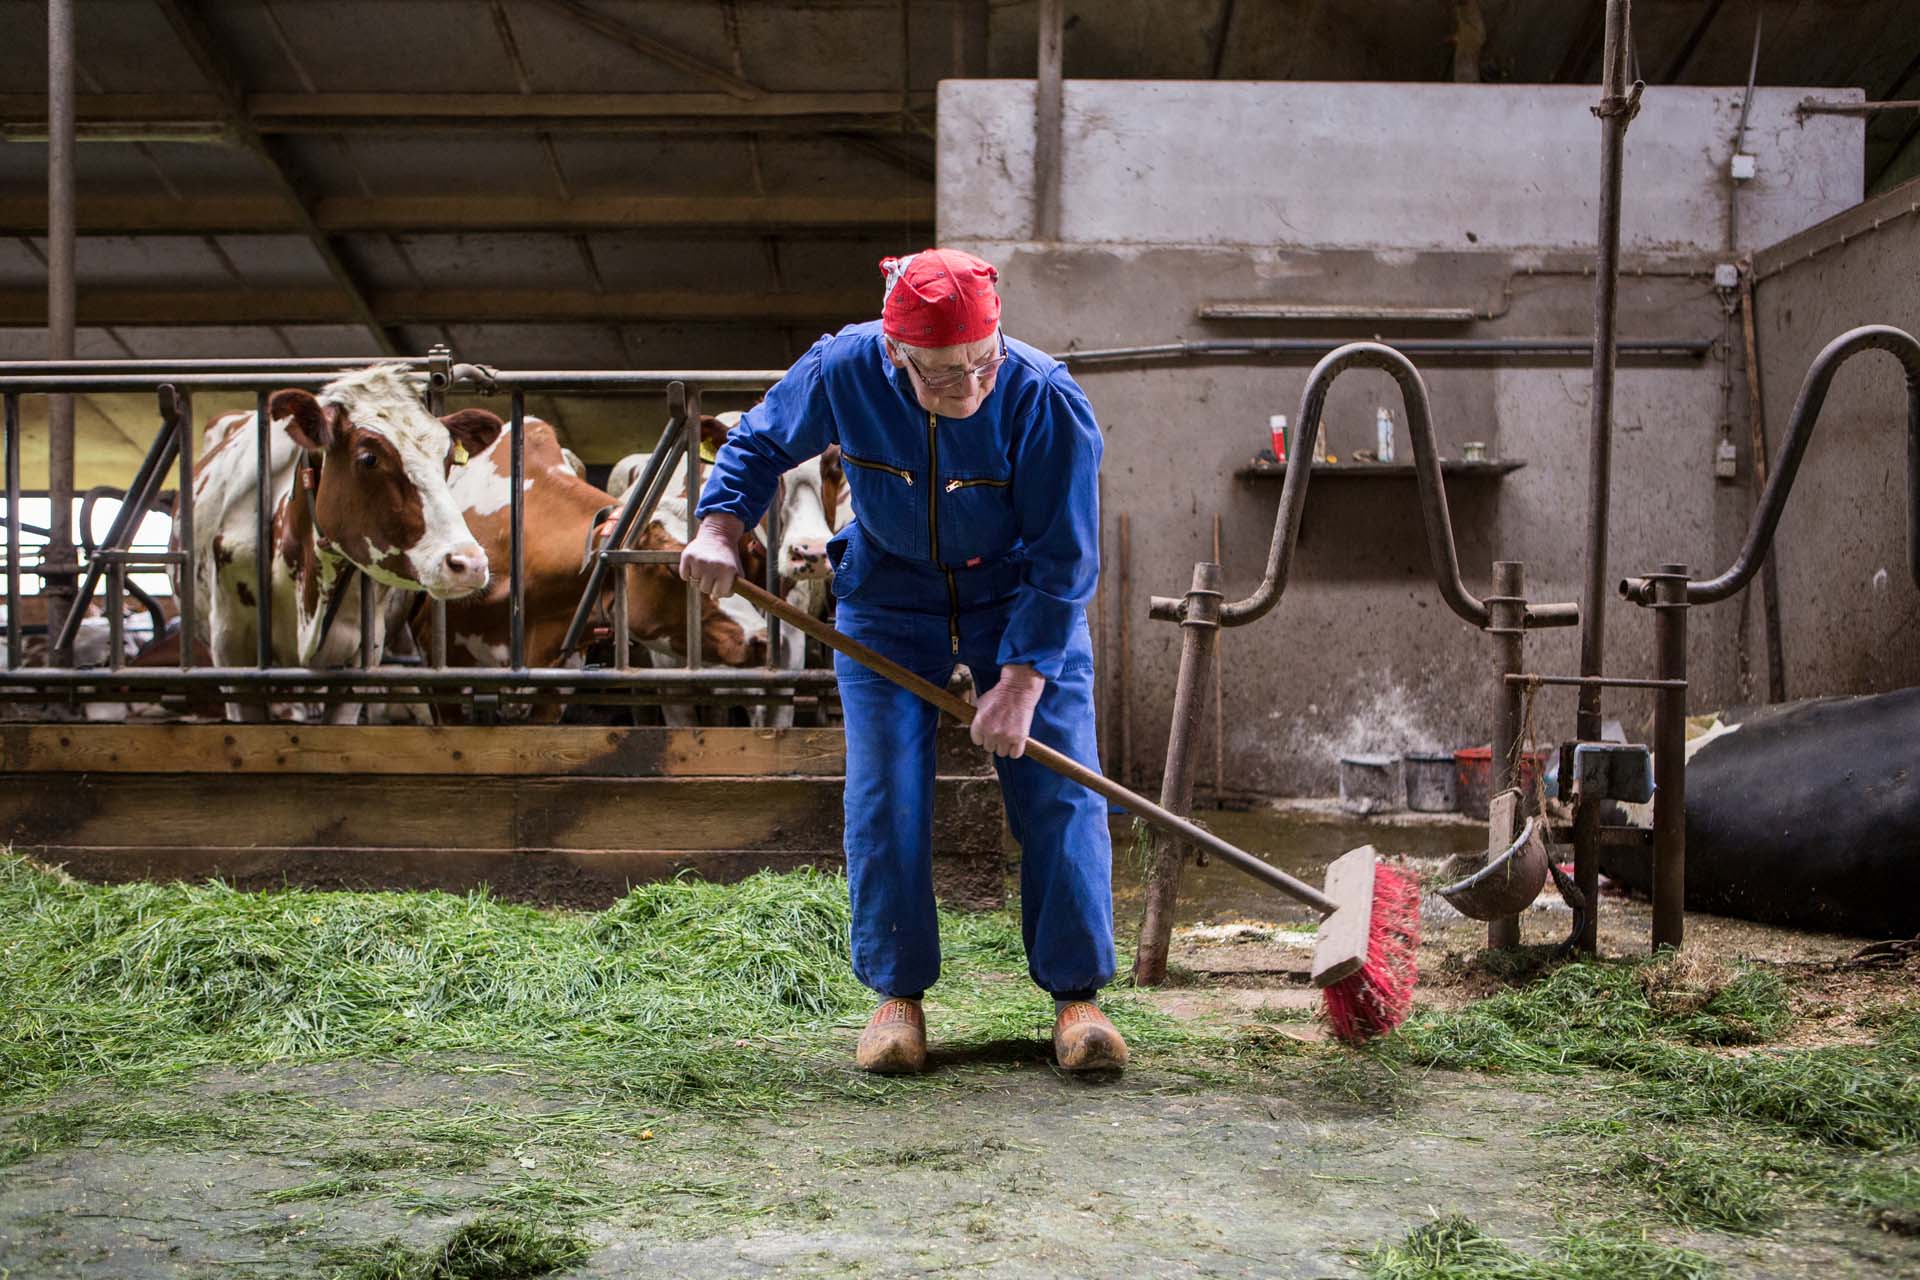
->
[3,2,1920,1278]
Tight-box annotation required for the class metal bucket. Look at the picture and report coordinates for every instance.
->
[1338,753,1403,815]
[1404,752,1457,812]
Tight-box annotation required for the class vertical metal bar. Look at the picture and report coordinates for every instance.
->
[1033,0,1065,241]
[1117,510,1132,787]
[173,389,195,670]
[1577,0,1634,746]
[509,389,526,670]
[4,394,20,670]
[1738,268,1786,702]
[683,386,702,670]
[612,570,630,669]
[1574,0,1635,949]
[1651,563,1690,951]
[1211,512,1224,804]
[106,560,124,670]
[426,356,448,674]
[358,571,374,669]
[1488,560,1527,950]
[1132,561,1222,987]
[764,467,782,668]
[255,388,272,668]
[44,0,78,665]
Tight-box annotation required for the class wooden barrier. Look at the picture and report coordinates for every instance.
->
[0,725,1006,908]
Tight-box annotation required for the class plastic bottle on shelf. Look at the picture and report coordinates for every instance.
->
[1269,413,1288,463]
[1376,406,1396,464]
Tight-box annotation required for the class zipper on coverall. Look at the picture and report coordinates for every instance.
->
[928,410,959,655]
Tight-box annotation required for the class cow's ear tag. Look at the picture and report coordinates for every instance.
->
[452,442,470,465]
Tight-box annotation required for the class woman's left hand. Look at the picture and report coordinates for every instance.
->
[971,665,1046,758]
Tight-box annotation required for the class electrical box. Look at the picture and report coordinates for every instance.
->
[1713,262,1741,290]
[1572,743,1656,804]
[1730,153,1757,181]
[1715,438,1739,480]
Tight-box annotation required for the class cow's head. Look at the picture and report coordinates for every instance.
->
[775,452,836,584]
[613,519,768,668]
[269,365,501,600]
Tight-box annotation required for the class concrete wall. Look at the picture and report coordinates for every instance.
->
[1749,181,1920,699]
[938,81,1872,796]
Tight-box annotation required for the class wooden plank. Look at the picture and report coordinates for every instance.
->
[0,772,1004,855]
[0,91,936,126]
[1310,844,1376,987]
[0,724,991,777]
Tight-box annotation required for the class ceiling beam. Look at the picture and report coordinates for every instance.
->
[0,194,933,235]
[1657,0,1727,83]
[1554,0,1610,83]
[146,0,398,356]
[0,287,877,326]
[522,0,764,100]
[0,91,934,137]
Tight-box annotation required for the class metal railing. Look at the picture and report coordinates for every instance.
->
[0,352,830,716]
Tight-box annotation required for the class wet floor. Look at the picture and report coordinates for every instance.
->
[1103,803,1484,927]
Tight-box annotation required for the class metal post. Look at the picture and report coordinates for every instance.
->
[509,389,526,670]
[44,0,79,664]
[254,389,272,667]
[172,389,195,671]
[4,394,21,669]
[1487,561,1528,949]
[358,572,375,669]
[1131,560,1222,986]
[683,386,702,670]
[1575,0,1637,951]
[612,570,630,669]
[105,560,124,669]
[1651,562,1690,951]
[1033,0,1064,241]
[426,347,449,671]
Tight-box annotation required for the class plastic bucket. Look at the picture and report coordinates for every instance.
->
[1405,752,1458,812]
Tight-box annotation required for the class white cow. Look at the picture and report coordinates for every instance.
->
[184,363,500,722]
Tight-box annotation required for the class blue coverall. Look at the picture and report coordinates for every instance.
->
[696,319,1114,1001]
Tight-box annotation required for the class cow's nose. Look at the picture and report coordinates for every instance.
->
[788,542,827,566]
[445,545,487,579]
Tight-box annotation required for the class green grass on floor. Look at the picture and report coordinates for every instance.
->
[1360,1214,1717,1280]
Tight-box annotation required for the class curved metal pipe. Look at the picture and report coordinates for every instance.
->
[1151,342,1578,631]
[1620,324,1920,606]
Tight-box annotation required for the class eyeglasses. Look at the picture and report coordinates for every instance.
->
[899,332,1008,391]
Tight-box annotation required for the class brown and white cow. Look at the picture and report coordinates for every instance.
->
[606,410,849,727]
[422,412,766,716]
[186,363,500,721]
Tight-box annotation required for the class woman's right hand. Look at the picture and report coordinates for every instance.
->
[679,513,747,598]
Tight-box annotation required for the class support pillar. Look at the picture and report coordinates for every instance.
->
[1487,560,1526,949]
[1651,563,1690,951]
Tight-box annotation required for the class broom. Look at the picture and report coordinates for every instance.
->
[733,578,1420,1043]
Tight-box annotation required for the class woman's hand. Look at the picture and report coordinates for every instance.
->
[972,664,1045,758]
[679,513,747,598]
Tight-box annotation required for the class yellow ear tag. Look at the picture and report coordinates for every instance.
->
[699,439,719,464]
[452,443,470,465]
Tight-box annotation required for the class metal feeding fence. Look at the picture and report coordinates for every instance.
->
[0,352,840,719]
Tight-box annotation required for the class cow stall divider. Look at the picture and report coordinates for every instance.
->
[0,353,1005,907]
[1127,343,1584,985]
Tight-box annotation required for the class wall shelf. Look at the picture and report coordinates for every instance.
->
[1235,459,1526,480]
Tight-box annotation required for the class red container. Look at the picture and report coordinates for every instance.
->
[1453,745,1548,820]
[1268,416,1287,461]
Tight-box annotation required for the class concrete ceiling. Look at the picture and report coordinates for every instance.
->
[0,0,1914,476]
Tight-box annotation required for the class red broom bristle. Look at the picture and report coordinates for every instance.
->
[1320,863,1420,1045]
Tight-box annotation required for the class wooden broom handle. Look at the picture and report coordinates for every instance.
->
[731,578,1338,917]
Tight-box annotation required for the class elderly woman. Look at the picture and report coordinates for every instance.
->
[680,248,1123,1074]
